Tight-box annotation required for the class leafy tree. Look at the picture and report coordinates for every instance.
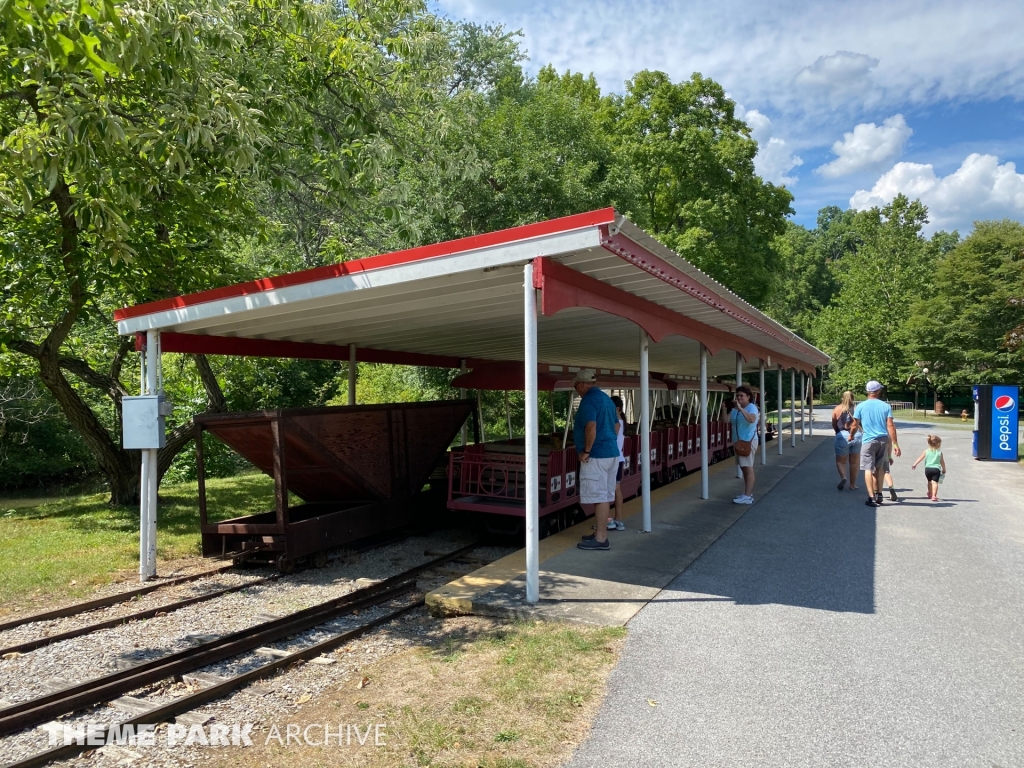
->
[813,195,935,392]
[0,0,447,503]
[767,222,836,339]
[906,220,1024,387]
[611,71,794,305]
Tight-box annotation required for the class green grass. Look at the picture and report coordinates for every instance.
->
[0,473,276,611]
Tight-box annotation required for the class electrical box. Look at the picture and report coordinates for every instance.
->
[122,395,171,449]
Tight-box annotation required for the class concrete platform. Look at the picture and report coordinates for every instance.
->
[426,434,826,626]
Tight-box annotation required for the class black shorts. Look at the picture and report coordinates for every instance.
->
[924,467,941,482]
[616,460,624,482]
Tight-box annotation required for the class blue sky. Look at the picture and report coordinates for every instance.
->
[433,0,1024,235]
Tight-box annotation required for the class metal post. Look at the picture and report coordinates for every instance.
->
[138,435,149,582]
[801,372,806,442]
[790,368,796,447]
[476,390,486,443]
[777,366,784,455]
[460,359,468,447]
[736,353,743,479]
[700,344,709,500]
[807,373,814,437]
[640,329,652,532]
[142,329,160,580]
[524,262,539,604]
[347,343,356,406]
[759,360,767,465]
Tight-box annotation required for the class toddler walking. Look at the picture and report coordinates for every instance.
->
[911,435,947,501]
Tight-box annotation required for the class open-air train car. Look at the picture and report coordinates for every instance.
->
[446,362,745,535]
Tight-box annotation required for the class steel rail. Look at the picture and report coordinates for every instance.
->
[1,599,424,768]
[0,576,278,657]
[0,566,236,634]
[0,542,478,737]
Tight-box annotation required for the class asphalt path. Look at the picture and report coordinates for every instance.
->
[567,417,1024,768]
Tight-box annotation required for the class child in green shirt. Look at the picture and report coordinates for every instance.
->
[911,435,947,501]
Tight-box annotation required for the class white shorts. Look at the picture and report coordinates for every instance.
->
[580,456,618,504]
[737,438,759,468]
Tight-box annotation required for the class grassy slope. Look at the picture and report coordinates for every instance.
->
[0,473,275,611]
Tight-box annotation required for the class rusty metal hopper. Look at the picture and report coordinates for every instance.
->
[194,400,475,567]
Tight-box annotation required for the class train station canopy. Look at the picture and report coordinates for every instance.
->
[114,208,828,376]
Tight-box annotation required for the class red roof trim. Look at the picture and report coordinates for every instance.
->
[114,208,616,322]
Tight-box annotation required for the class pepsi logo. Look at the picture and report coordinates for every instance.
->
[995,395,1016,412]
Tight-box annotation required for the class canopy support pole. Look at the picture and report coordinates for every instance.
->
[807,374,814,437]
[477,390,486,443]
[759,360,767,465]
[460,359,468,446]
[347,344,356,406]
[777,366,784,455]
[790,369,797,447]
[736,353,743,478]
[640,329,652,532]
[801,372,807,442]
[700,344,709,500]
[140,329,160,581]
[524,262,539,604]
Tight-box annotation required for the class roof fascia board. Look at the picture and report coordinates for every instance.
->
[115,208,613,325]
[117,227,603,335]
[602,222,829,365]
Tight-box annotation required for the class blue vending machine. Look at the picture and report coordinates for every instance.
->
[973,384,1020,461]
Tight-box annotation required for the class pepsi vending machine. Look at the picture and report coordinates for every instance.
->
[973,384,1020,460]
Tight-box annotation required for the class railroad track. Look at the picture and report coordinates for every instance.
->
[0,542,480,768]
[0,566,238,634]
[0,528,436,658]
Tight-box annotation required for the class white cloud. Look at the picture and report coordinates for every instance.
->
[740,108,803,185]
[436,0,1024,139]
[795,51,880,89]
[817,114,913,178]
[850,153,1024,230]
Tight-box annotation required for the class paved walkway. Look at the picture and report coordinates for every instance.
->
[567,418,1024,768]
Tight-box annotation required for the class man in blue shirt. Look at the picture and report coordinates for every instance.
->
[572,369,620,550]
[849,380,901,507]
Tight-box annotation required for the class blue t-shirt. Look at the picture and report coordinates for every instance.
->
[730,403,759,442]
[853,398,893,442]
[573,387,619,459]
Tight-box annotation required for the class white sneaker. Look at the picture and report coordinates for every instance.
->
[733,495,754,505]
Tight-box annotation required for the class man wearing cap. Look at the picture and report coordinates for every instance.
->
[572,369,620,550]
[849,381,901,507]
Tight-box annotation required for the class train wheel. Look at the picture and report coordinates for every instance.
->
[276,555,296,575]
[312,550,328,569]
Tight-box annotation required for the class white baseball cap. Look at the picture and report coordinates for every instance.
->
[571,369,597,385]
[865,380,883,393]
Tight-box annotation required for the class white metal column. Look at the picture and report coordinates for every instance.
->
[347,344,356,406]
[700,344,709,500]
[807,373,814,437]
[759,360,767,465]
[523,262,539,604]
[141,329,160,581]
[735,353,743,478]
[640,329,652,532]
[477,390,486,443]
[777,366,784,455]
[790,368,797,447]
[459,359,468,446]
[801,372,806,442]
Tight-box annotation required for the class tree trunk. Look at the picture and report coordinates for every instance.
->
[35,353,142,505]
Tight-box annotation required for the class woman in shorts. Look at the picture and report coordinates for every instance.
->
[832,391,861,490]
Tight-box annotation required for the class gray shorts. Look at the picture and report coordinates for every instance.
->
[834,432,862,457]
[580,456,618,504]
[860,437,891,472]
